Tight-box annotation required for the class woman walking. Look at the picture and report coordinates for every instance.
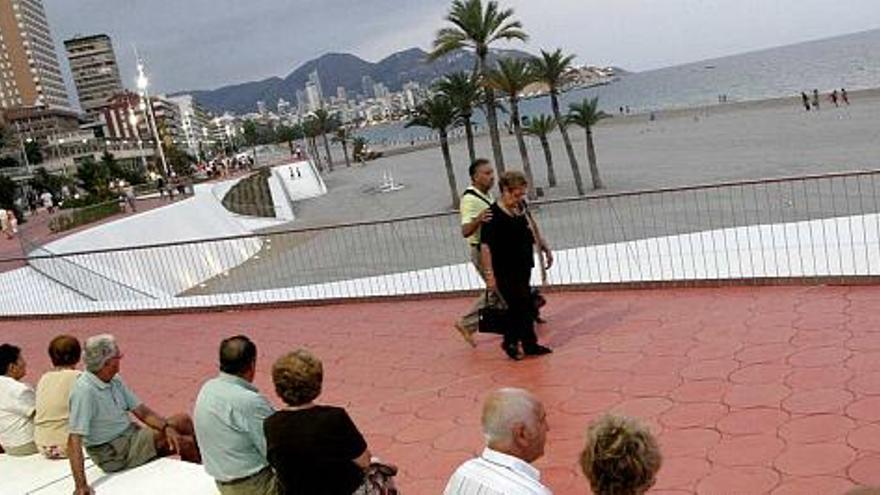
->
[480,171,554,360]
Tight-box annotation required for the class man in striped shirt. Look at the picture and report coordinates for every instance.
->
[443,388,551,495]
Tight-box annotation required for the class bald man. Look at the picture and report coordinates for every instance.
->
[443,388,551,495]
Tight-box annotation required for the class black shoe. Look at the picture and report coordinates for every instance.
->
[502,343,522,361]
[524,345,553,356]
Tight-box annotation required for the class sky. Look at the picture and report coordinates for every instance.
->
[44,0,880,97]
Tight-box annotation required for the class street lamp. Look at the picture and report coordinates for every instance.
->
[136,59,170,176]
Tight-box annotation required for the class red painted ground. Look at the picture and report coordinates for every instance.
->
[3,286,880,494]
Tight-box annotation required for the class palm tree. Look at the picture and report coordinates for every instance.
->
[524,114,557,188]
[406,96,462,209]
[333,127,352,168]
[312,108,335,171]
[485,57,537,195]
[568,97,610,189]
[430,0,528,173]
[434,72,482,164]
[532,49,585,194]
[302,117,323,171]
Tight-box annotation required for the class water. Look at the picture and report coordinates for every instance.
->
[360,28,880,144]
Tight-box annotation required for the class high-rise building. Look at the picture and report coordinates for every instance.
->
[0,0,70,110]
[336,86,348,103]
[256,100,267,115]
[308,69,323,103]
[64,34,123,115]
[361,75,374,99]
[277,97,290,115]
[304,82,321,112]
[295,89,306,114]
[372,82,389,99]
[167,94,213,158]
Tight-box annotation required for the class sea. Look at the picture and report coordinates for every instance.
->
[359,28,880,144]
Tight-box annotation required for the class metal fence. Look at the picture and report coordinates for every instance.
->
[3,169,880,316]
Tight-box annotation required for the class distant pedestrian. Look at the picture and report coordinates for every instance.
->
[625,105,631,114]
[619,106,624,115]
[830,90,839,107]
[156,176,166,199]
[40,191,54,213]
[812,89,820,110]
[800,92,811,111]
[842,88,850,105]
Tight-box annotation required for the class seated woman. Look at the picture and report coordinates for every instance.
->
[0,344,36,456]
[34,335,82,459]
[265,349,381,495]
[580,414,662,495]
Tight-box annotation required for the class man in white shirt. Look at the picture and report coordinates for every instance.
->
[444,388,552,495]
[0,344,37,455]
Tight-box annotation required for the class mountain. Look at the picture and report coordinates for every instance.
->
[183,47,534,114]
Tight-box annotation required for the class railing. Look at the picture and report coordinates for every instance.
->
[3,169,880,316]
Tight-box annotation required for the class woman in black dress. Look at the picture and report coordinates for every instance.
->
[480,171,554,360]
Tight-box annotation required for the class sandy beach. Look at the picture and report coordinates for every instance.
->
[181,88,880,295]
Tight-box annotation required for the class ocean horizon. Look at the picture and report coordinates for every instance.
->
[361,27,880,144]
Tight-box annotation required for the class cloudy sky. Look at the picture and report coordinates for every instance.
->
[45,0,880,96]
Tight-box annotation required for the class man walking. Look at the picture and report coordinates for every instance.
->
[194,335,277,495]
[455,159,497,347]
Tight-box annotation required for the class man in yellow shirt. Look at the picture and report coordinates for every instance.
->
[455,159,499,346]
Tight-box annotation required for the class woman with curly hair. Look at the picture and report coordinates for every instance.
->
[580,415,662,495]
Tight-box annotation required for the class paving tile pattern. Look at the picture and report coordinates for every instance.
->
[3,285,880,493]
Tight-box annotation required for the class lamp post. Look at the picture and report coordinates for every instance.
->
[136,60,170,176]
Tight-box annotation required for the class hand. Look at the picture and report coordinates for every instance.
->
[485,273,497,290]
[163,425,182,454]
[543,248,554,269]
[477,208,493,223]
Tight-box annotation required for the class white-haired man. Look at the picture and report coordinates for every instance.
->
[443,388,551,495]
[67,334,201,495]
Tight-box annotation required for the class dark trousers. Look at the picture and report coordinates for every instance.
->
[496,268,538,350]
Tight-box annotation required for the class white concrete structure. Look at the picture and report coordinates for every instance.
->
[2,212,880,316]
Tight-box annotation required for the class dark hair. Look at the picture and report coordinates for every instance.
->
[469,158,491,178]
[48,335,81,367]
[219,335,257,375]
[0,344,22,375]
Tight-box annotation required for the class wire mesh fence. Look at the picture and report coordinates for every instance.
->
[3,170,880,316]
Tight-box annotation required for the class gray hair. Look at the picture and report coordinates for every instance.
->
[83,334,118,373]
[481,387,540,444]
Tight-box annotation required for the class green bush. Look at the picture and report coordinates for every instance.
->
[48,201,122,233]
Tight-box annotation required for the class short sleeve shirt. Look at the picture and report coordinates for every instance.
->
[68,372,141,447]
[34,369,81,449]
[460,187,494,246]
[0,375,36,449]
[264,405,367,494]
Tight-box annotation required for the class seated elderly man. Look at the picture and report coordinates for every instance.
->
[68,334,201,495]
[194,336,277,495]
[0,344,37,456]
[444,387,551,495]
[580,415,662,495]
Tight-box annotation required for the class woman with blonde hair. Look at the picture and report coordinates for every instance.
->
[580,415,662,495]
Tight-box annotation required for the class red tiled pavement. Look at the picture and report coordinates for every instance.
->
[6,284,880,493]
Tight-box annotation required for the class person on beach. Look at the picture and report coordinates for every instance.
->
[842,88,850,105]
[812,89,820,110]
[830,90,839,107]
[454,159,498,347]
[800,92,811,111]
[34,335,82,459]
[480,171,553,360]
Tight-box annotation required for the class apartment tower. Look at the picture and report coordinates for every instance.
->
[64,34,123,115]
[0,0,70,110]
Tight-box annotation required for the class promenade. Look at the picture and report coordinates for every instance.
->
[4,285,880,493]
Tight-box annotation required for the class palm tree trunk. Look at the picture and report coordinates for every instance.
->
[540,136,556,187]
[551,91,584,195]
[510,99,534,197]
[464,116,476,164]
[478,56,505,173]
[342,141,351,167]
[310,137,322,171]
[321,133,333,172]
[585,127,603,189]
[439,130,460,210]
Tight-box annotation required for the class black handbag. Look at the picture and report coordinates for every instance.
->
[478,289,507,334]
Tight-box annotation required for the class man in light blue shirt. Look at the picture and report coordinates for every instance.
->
[194,335,277,495]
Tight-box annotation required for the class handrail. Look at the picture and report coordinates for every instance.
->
[1,167,879,264]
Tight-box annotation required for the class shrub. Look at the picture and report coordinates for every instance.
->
[48,201,122,233]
